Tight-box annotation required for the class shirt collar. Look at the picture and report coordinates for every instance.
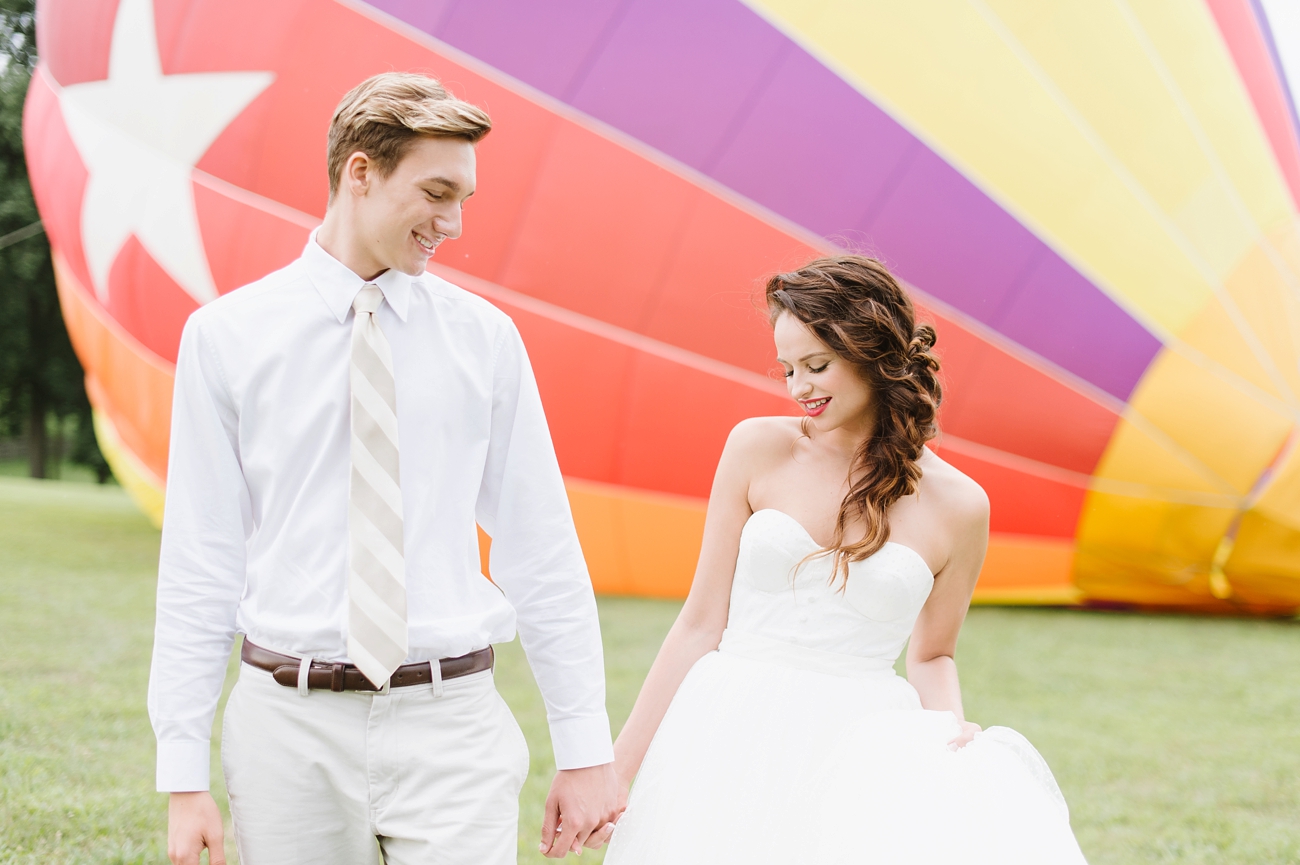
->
[302,229,412,323]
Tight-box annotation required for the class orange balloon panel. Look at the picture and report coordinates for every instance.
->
[54,252,174,484]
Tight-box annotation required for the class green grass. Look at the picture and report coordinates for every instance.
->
[0,476,1297,864]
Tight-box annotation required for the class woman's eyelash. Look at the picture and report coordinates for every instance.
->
[782,363,829,378]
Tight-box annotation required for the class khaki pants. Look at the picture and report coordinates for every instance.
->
[221,661,529,864]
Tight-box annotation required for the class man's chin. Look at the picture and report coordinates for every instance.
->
[395,254,433,276]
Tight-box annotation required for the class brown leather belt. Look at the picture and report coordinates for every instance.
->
[241,640,494,692]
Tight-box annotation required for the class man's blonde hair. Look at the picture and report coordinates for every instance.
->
[327,72,492,199]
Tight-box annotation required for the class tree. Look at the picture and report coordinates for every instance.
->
[0,0,109,481]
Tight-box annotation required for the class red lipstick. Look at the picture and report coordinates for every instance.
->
[799,396,831,417]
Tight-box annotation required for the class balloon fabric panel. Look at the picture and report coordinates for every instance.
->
[53,253,173,484]
[25,0,1300,612]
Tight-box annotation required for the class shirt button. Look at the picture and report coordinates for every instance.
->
[798,612,809,623]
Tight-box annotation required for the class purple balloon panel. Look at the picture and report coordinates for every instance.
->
[861,151,1160,400]
[998,253,1162,399]
[366,0,1162,399]
[565,2,790,171]
[709,45,920,242]
[435,0,623,99]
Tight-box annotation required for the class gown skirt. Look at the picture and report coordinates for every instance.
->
[605,630,1089,864]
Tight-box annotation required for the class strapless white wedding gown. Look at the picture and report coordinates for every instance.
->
[605,509,1088,864]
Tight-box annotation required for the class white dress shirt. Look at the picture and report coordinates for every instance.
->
[148,234,613,792]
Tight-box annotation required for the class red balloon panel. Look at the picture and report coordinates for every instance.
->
[193,181,312,297]
[23,71,93,300]
[105,237,198,363]
[939,448,1088,537]
[492,296,792,499]
[935,318,1120,475]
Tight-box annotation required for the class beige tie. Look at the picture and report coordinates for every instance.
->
[347,284,407,687]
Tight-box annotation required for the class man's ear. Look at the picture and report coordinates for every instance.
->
[343,151,371,197]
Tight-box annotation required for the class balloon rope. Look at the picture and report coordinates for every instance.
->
[0,219,44,250]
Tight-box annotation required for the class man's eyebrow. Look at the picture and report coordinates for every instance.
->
[423,176,462,192]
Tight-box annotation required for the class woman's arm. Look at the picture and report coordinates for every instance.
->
[905,477,989,747]
[611,421,766,788]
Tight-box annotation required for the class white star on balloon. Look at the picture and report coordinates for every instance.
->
[57,0,273,306]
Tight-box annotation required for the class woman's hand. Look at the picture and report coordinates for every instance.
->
[947,720,981,750]
[614,767,631,817]
[578,768,631,851]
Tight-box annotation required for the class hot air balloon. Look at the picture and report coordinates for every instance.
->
[24,0,1300,613]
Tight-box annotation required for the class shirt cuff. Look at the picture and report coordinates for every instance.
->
[156,739,212,792]
[549,713,615,770]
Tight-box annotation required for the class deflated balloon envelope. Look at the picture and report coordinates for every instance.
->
[25,0,1300,613]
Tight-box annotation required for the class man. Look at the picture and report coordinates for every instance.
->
[149,72,620,864]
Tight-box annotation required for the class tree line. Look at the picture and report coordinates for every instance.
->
[0,0,109,481]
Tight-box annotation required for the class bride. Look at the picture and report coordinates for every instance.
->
[602,256,1088,863]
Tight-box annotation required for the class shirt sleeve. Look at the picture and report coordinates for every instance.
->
[147,315,252,792]
[476,322,614,770]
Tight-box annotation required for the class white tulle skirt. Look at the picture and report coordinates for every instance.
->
[606,632,1088,864]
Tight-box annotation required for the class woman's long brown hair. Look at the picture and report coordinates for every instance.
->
[766,255,942,585]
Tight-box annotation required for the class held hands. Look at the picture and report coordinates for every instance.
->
[167,791,226,865]
[539,762,624,857]
[947,720,982,751]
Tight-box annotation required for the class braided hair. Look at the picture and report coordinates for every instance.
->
[766,255,942,585]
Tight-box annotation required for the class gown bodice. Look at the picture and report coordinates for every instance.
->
[725,509,935,668]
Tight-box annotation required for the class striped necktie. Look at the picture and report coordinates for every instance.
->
[347,284,407,688]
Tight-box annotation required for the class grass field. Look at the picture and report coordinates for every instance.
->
[0,476,1297,864]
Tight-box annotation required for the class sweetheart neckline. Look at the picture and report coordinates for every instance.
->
[747,508,934,578]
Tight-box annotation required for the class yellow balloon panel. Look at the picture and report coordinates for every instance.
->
[1092,418,1234,497]
[1124,0,1295,235]
[1225,230,1300,400]
[1126,348,1293,494]
[1076,494,1237,600]
[1176,296,1288,403]
[1226,511,1300,606]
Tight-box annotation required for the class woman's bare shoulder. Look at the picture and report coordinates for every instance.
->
[917,447,989,526]
[714,416,803,481]
[725,416,804,458]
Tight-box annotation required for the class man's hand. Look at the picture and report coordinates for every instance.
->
[538,762,620,858]
[168,791,226,865]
